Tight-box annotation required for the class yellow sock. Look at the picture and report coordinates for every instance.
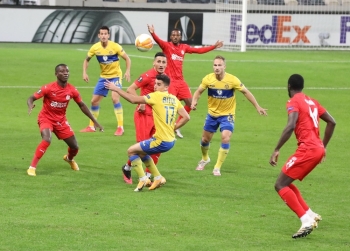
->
[89,107,99,127]
[131,157,145,178]
[114,103,123,127]
[201,143,210,161]
[143,157,160,177]
[214,147,229,169]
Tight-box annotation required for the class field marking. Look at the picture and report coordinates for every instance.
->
[2,86,350,90]
[76,49,350,63]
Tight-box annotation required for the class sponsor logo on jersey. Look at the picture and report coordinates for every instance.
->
[171,54,183,61]
[66,95,70,100]
[50,101,67,108]
[287,106,294,111]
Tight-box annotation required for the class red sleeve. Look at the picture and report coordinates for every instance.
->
[185,45,216,54]
[135,73,151,89]
[150,32,168,50]
[316,100,326,116]
[286,99,299,115]
[33,85,47,99]
[71,86,83,103]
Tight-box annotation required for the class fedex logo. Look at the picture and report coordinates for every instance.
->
[230,15,311,44]
[340,16,350,43]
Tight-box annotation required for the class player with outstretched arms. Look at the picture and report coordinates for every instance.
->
[147,24,223,139]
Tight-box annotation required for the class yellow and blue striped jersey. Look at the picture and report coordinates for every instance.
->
[200,73,244,118]
[87,41,125,78]
[144,91,183,142]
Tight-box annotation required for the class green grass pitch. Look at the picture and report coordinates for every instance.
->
[0,42,349,250]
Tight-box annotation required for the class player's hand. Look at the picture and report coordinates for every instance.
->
[104,80,118,91]
[83,73,89,83]
[137,104,146,113]
[147,24,154,34]
[94,123,104,132]
[214,41,224,49]
[257,107,268,116]
[124,71,131,82]
[269,150,279,166]
[28,104,35,115]
[190,101,197,111]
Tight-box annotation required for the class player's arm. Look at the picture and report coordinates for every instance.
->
[320,111,336,148]
[269,112,298,167]
[127,82,146,112]
[77,101,104,131]
[191,86,206,110]
[241,87,268,115]
[121,52,131,82]
[174,107,190,131]
[83,56,92,83]
[147,24,167,49]
[104,80,146,104]
[186,41,223,54]
[27,95,38,115]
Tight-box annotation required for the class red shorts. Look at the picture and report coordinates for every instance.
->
[38,117,74,140]
[168,80,192,100]
[134,111,155,142]
[282,147,325,181]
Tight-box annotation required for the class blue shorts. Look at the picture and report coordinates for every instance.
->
[93,77,121,97]
[140,137,175,155]
[203,114,235,133]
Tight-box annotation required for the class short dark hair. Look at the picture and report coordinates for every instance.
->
[171,28,181,34]
[288,74,304,91]
[154,52,166,58]
[156,74,170,86]
[99,26,109,34]
[55,64,67,72]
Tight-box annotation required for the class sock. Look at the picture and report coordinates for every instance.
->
[127,159,131,166]
[306,208,317,218]
[89,105,99,127]
[214,144,230,169]
[142,155,160,177]
[300,213,314,226]
[176,105,191,125]
[30,140,50,168]
[67,147,78,161]
[278,186,306,218]
[151,153,161,165]
[123,164,131,171]
[289,183,309,211]
[129,155,145,178]
[200,141,210,161]
[114,102,123,127]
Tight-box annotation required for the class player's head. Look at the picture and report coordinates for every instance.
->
[98,26,110,42]
[288,74,304,97]
[170,29,181,44]
[55,64,69,83]
[153,52,167,74]
[213,55,226,76]
[154,74,170,92]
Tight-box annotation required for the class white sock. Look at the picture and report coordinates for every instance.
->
[300,214,313,226]
[306,208,316,218]
[124,164,131,171]
[154,175,162,181]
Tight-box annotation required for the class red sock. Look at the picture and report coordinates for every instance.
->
[30,140,50,168]
[67,147,78,160]
[176,105,191,124]
[278,186,306,218]
[289,183,309,211]
[151,153,161,165]
[127,160,131,166]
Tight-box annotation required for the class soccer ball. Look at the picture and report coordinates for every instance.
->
[135,34,153,52]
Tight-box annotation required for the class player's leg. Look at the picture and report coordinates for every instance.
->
[60,121,79,171]
[27,123,52,176]
[127,142,151,191]
[174,83,192,139]
[196,114,217,171]
[212,116,234,176]
[81,78,106,132]
[110,77,124,136]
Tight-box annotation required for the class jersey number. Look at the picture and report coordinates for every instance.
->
[165,106,175,125]
[305,99,318,128]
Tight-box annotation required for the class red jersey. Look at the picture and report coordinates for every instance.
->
[33,81,82,122]
[135,68,160,115]
[287,93,326,148]
[151,32,216,81]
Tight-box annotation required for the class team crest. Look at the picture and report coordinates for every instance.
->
[217,90,223,95]
[103,56,108,61]
[137,77,143,82]
[225,84,229,89]
[66,95,70,100]
[109,51,113,55]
